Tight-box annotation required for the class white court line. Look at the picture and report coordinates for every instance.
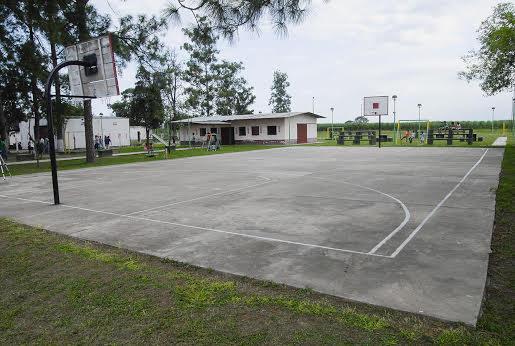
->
[126,176,274,216]
[389,149,489,258]
[0,193,391,258]
[310,176,411,256]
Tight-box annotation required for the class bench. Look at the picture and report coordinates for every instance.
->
[97,149,113,157]
[16,153,35,161]
[337,131,391,145]
[427,129,477,145]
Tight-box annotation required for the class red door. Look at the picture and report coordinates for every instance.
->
[297,124,307,144]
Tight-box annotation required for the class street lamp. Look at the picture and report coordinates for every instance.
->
[330,107,334,140]
[491,107,495,133]
[417,104,422,134]
[392,95,397,133]
[312,97,315,114]
[99,112,104,144]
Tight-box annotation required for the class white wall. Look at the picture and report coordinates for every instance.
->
[177,115,319,144]
[178,124,232,143]
[232,119,287,142]
[129,126,147,143]
[14,117,131,150]
[284,114,318,143]
[65,117,130,149]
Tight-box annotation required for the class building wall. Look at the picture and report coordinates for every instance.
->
[65,117,130,149]
[14,117,131,150]
[232,118,287,144]
[283,114,318,144]
[178,115,319,145]
[129,126,147,143]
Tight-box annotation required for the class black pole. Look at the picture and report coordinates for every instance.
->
[378,114,382,148]
[45,60,93,205]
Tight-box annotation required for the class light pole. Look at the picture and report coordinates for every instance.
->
[417,104,422,135]
[330,107,334,140]
[491,107,495,133]
[312,97,315,114]
[99,112,104,146]
[392,95,397,135]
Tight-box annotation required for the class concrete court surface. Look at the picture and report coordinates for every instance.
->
[0,146,504,325]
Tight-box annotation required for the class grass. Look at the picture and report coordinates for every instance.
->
[0,218,505,345]
[6,144,282,176]
[1,143,513,344]
[316,129,511,147]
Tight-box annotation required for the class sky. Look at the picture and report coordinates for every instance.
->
[90,0,514,123]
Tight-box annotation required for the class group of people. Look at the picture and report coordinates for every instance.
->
[400,130,426,144]
[441,121,462,131]
[26,137,50,156]
[94,135,112,150]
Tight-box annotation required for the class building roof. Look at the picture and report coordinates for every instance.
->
[172,112,324,124]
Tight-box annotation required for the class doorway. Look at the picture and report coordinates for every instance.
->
[297,124,307,144]
[220,127,235,145]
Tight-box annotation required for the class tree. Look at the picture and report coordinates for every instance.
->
[182,17,219,116]
[213,61,255,115]
[156,50,185,145]
[110,68,165,145]
[269,70,291,113]
[164,0,313,39]
[354,116,368,124]
[0,2,41,149]
[459,3,515,95]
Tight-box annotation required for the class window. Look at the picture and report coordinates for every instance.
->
[238,127,246,136]
[267,126,277,135]
[251,126,259,136]
[200,128,207,136]
[210,128,218,134]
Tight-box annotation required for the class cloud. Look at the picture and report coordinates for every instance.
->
[90,0,513,122]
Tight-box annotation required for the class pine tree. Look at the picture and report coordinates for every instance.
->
[182,17,219,117]
[164,1,313,39]
[269,71,291,113]
[213,61,255,115]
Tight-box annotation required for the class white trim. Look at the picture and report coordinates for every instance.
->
[0,193,390,258]
[389,149,489,257]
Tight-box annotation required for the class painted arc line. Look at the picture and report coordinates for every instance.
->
[126,176,273,216]
[309,175,411,256]
[0,194,391,259]
[389,149,489,258]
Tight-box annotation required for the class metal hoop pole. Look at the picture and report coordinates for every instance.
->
[45,60,92,205]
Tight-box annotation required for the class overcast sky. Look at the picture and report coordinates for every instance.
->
[90,0,513,123]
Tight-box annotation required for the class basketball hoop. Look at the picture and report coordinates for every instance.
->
[363,96,389,148]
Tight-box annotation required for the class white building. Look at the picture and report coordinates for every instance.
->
[174,112,323,145]
[12,116,143,150]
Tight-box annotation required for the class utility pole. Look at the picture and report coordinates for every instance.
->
[417,103,422,135]
[330,107,334,140]
[491,107,495,133]
[392,95,397,132]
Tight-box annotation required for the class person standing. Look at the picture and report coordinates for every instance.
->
[0,137,6,160]
[44,137,49,154]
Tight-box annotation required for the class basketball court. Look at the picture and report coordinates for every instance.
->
[0,146,504,325]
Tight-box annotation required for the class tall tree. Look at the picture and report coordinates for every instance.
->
[0,2,46,150]
[182,17,219,116]
[459,2,515,95]
[269,70,291,113]
[157,50,184,145]
[213,61,255,115]
[110,68,165,146]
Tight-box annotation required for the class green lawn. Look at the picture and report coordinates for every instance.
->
[6,145,282,176]
[0,144,513,344]
[316,129,511,147]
